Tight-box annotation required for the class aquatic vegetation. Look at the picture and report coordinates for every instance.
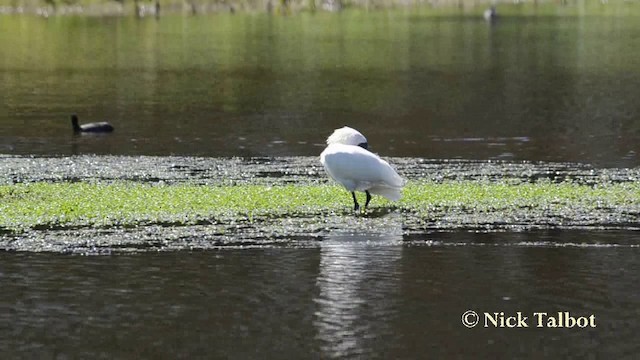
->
[1,180,639,233]
[0,183,341,231]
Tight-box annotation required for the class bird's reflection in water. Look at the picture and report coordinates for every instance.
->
[313,215,403,358]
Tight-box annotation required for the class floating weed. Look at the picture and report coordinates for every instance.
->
[0,181,639,232]
[0,183,343,231]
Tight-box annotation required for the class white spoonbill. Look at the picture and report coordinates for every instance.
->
[320,126,404,211]
[484,5,497,22]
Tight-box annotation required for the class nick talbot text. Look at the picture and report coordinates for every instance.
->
[483,311,596,328]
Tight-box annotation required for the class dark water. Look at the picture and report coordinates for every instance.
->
[1,12,640,166]
[2,11,640,357]
[1,231,639,358]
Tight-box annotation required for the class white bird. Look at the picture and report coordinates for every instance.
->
[484,5,497,22]
[320,126,404,211]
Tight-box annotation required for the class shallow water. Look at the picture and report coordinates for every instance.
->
[1,231,639,358]
[1,12,640,166]
[1,155,639,253]
[2,9,640,357]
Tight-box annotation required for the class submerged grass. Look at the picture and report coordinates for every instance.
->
[0,183,342,231]
[1,181,639,232]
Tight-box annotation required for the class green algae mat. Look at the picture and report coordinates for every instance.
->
[1,181,639,232]
[1,156,639,252]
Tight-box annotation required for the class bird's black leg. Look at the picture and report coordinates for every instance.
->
[351,192,360,211]
[364,190,372,209]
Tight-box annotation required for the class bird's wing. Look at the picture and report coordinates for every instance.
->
[320,144,404,189]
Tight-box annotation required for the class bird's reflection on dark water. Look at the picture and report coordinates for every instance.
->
[1,229,639,358]
[2,12,640,358]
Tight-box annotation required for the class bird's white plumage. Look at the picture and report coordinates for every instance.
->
[484,5,497,21]
[320,127,404,203]
[326,126,367,147]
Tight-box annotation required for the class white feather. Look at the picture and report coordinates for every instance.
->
[326,126,367,147]
[320,128,404,204]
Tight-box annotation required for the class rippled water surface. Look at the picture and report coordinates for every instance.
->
[2,8,640,358]
[1,231,639,358]
[1,11,640,166]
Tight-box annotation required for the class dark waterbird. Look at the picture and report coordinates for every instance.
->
[71,114,114,133]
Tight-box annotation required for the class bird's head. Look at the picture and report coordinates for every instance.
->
[326,126,368,149]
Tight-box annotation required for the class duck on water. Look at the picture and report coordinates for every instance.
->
[71,114,114,133]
